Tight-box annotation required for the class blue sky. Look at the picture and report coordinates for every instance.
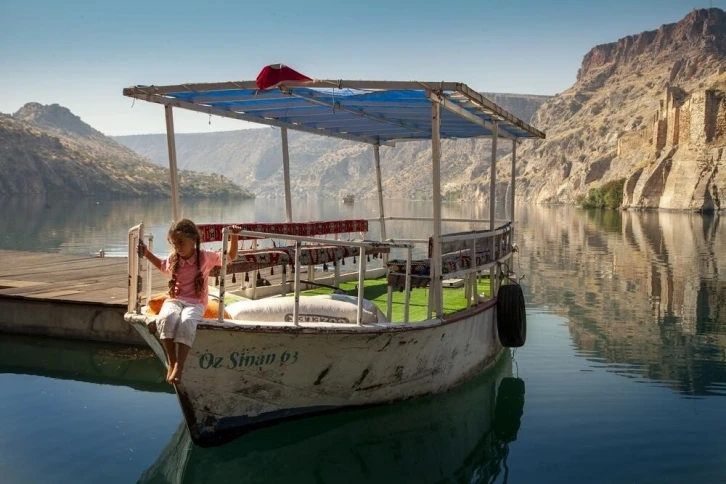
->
[0,0,715,136]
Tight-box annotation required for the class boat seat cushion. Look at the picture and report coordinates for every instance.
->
[224,294,386,324]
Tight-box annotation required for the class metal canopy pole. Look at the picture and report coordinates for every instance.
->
[374,145,387,243]
[281,127,293,222]
[164,105,181,221]
[431,100,443,317]
[489,121,499,297]
[510,139,517,239]
[489,121,498,231]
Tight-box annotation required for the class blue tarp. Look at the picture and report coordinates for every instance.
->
[132,84,542,144]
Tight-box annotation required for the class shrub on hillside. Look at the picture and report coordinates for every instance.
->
[580,178,626,209]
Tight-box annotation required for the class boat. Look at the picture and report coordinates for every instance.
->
[122,64,545,447]
[137,351,524,484]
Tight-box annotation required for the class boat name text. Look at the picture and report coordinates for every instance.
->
[198,349,299,370]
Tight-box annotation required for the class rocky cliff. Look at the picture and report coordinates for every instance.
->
[0,103,253,198]
[513,8,726,212]
[115,9,726,211]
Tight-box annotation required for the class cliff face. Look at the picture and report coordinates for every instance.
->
[0,104,253,198]
[512,8,726,211]
[115,9,726,210]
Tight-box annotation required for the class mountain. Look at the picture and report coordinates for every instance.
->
[115,93,550,200]
[512,8,726,211]
[116,9,726,212]
[1,103,253,198]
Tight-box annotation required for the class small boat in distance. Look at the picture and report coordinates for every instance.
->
[342,194,355,204]
[122,64,545,447]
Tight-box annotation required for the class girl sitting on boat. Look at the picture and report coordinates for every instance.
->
[138,219,240,384]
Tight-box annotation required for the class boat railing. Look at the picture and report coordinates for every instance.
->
[127,223,152,314]
[126,223,415,326]
[383,223,514,317]
[219,228,415,325]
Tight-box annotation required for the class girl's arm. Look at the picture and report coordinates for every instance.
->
[228,225,241,261]
[138,241,163,271]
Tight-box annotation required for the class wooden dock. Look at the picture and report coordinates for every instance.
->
[0,250,162,345]
[0,250,371,346]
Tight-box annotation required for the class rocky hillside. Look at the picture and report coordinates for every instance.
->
[117,9,726,212]
[0,103,253,198]
[510,8,726,212]
[116,93,550,200]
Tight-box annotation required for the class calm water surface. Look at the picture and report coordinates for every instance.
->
[0,197,724,483]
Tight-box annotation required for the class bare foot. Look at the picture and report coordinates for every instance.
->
[168,363,183,384]
[165,364,174,384]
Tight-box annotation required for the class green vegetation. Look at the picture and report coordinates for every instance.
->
[579,178,626,209]
[585,208,623,233]
[303,276,492,322]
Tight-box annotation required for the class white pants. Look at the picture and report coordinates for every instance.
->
[157,299,203,347]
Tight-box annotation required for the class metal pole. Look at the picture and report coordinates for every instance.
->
[490,121,499,296]
[356,250,366,326]
[164,105,181,221]
[404,247,412,323]
[490,121,498,231]
[281,127,293,222]
[293,240,301,326]
[431,100,443,317]
[219,228,228,322]
[511,139,517,240]
[374,145,387,242]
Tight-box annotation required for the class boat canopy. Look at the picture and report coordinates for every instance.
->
[123,80,545,146]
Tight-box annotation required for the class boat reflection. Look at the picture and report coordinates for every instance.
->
[0,334,171,394]
[138,350,525,484]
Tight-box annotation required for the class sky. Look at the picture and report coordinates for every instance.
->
[0,0,718,136]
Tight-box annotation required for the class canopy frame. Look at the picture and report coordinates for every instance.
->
[123,74,546,319]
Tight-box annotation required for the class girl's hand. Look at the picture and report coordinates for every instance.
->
[229,225,241,234]
[137,240,147,258]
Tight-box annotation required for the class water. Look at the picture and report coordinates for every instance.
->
[0,197,725,483]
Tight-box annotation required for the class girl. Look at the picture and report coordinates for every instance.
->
[138,219,240,384]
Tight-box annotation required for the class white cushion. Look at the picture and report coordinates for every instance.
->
[224,294,386,324]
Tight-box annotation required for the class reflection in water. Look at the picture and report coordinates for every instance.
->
[2,198,502,282]
[518,205,726,397]
[0,334,171,394]
[0,196,495,258]
[137,351,525,484]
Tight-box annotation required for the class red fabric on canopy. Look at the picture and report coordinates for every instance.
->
[256,64,312,90]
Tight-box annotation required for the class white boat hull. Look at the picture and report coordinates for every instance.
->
[127,300,502,446]
[137,349,519,484]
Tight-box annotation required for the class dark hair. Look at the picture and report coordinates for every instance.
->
[167,219,203,298]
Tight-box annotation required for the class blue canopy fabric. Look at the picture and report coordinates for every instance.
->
[124,81,545,145]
